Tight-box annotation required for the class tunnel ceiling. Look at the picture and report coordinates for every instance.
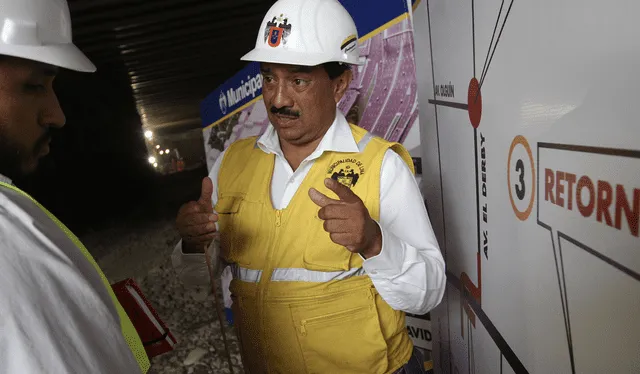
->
[67,0,274,136]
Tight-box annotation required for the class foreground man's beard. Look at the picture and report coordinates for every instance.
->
[0,129,50,180]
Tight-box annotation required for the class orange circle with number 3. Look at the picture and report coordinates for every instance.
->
[507,135,535,221]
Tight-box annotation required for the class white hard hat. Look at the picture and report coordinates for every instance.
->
[241,0,363,67]
[0,0,95,72]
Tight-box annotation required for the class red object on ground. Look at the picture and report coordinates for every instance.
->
[111,278,177,359]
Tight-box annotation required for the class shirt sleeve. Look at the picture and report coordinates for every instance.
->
[171,149,226,287]
[361,149,447,315]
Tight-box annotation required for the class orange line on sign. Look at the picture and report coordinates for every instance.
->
[424,360,433,370]
[460,252,482,337]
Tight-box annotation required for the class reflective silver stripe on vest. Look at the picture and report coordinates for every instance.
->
[270,267,367,282]
[357,132,374,152]
[230,263,263,283]
[229,264,367,283]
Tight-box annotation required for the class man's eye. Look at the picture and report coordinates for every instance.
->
[263,76,274,83]
[294,79,306,85]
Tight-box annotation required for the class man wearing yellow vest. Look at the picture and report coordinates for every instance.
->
[172,0,446,372]
[0,0,150,372]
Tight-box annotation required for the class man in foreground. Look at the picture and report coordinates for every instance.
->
[173,0,446,372]
[0,0,149,372]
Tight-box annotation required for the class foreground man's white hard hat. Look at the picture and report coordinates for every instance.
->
[241,0,363,66]
[0,0,95,72]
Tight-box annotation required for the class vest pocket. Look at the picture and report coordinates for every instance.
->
[291,290,389,373]
[215,194,260,267]
[303,240,353,271]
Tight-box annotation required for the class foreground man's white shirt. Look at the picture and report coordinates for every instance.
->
[0,174,142,373]
[172,111,446,315]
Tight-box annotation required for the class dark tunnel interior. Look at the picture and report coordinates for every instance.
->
[13,0,275,236]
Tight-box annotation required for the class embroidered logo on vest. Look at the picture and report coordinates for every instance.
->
[327,158,365,188]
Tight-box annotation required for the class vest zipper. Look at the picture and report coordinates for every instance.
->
[258,208,283,371]
[275,209,282,226]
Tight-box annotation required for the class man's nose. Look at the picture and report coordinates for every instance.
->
[271,83,294,109]
[41,92,66,129]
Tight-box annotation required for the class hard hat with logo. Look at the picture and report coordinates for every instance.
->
[241,0,363,67]
[0,0,95,72]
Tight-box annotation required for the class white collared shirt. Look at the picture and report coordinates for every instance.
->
[172,111,446,315]
[0,173,142,373]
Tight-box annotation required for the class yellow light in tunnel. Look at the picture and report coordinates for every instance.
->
[159,150,164,155]
[144,130,153,140]
[153,162,158,168]
[165,149,170,154]
[148,156,156,164]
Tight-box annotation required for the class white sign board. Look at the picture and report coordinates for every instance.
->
[411,0,640,373]
[406,315,433,350]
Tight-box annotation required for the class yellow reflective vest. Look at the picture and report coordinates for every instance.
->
[0,181,150,373]
[215,124,416,373]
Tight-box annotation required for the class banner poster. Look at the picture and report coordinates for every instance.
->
[201,0,423,175]
[199,0,433,369]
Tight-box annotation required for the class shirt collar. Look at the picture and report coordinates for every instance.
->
[256,109,359,160]
[0,173,12,185]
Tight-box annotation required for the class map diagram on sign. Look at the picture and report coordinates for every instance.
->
[418,0,640,373]
[426,0,526,372]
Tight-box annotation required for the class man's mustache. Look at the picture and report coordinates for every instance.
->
[270,106,300,118]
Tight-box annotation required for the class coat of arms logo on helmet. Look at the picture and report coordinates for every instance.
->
[263,14,292,48]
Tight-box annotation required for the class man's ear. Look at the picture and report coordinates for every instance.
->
[333,68,353,104]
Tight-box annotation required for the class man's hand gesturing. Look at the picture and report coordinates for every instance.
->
[176,177,218,253]
[309,178,382,258]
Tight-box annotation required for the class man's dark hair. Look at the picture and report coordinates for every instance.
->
[323,62,351,80]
